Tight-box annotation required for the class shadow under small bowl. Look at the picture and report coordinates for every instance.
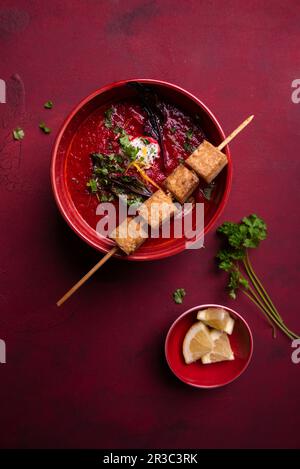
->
[165,304,253,388]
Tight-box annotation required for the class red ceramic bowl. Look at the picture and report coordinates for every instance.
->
[51,79,232,261]
[165,304,253,388]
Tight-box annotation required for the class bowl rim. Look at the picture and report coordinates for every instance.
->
[165,303,254,389]
[51,78,233,261]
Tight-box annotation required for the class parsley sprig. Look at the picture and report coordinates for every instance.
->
[173,288,186,304]
[217,214,298,340]
[13,127,25,141]
[44,100,53,109]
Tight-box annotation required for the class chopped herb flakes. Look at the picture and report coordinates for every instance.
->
[86,179,98,193]
[186,129,193,140]
[113,125,126,136]
[117,192,144,207]
[12,127,25,141]
[44,100,53,109]
[173,288,186,304]
[104,107,114,128]
[183,141,193,153]
[100,193,115,202]
[119,135,139,160]
[39,122,51,134]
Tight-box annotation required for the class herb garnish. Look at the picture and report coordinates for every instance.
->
[12,127,25,140]
[88,150,152,205]
[110,175,152,197]
[39,122,51,134]
[44,100,53,109]
[186,129,193,140]
[113,125,126,136]
[183,141,194,153]
[119,135,139,160]
[173,288,186,304]
[113,188,143,207]
[86,179,98,193]
[217,214,299,340]
[170,126,176,134]
[100,193,115,202]
[200,182,216,201]
[104,107,114,128]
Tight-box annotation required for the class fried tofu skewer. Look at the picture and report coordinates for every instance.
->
[57,115,254,306]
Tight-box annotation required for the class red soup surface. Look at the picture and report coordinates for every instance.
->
[66,98,218,230]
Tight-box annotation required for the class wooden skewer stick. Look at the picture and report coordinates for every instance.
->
[217,115,254,151]
[57,246,118,307]
[57,115,254,306]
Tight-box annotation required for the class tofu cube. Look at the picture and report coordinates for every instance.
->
[109,217,148,255]
[138,189,177,229]
[163,165,199,204]
[186,140,227,183]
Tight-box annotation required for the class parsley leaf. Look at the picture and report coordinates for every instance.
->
[183,141,192,153]
[173,288,186,304]
[216,215,268,299]
[44,100,53,109]
[86,179,98,193]
[12,127,25,141]
[186,129,193,140]
[39,122,51,134]
[113,125,126,136]
[104,107,114,128]
[100,193,115,202]
[217,214,267,250]
[119,135,139,160]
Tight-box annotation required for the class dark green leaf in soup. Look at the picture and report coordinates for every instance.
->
[104,107,114,128]
[109,175,153,197]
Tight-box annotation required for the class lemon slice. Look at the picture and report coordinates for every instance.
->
[197,308,235,335]
[201,330,234,364]
[182,322,213,364]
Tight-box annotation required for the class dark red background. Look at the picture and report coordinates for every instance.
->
[0,0,300,449]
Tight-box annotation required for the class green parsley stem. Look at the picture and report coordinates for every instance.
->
[242,259,282,323]
[244,251,283,322]
[243,285,298,339]
[242,288,276,337]
[243,257,299,339]
[242,289,298,339]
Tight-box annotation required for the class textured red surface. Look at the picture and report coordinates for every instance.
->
[0,0,300,449]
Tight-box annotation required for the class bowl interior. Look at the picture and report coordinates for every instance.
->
[52,80,232,260]
[165,305,253,388]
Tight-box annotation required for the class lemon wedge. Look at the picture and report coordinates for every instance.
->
[197,308,235,335]
[201,330,234,364]
[182,322,213,364]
